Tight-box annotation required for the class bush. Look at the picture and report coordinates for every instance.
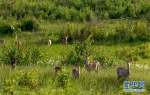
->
[20,47,43,65]
[55,70,71,88]
[0,20,14,34]
[2,77,17,94]
[1,46,22,65]
[146,11,150,22]
[18,71,39,90]
[129,21,149,42]
[114,22,129,42]
[1,45,43,66]
[63,23,93,42]
[66,38,92,65]
[115,44,150,60]
[92,25,108,43]
[18,18,39,31]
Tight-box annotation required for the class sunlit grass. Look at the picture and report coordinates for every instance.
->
[0,61,149,95]
[0,33,150,94]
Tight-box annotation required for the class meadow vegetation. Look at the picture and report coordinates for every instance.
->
[0,0,150,95]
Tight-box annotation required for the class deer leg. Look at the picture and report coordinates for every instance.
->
[97,65,99,73]
[116,76,121,83]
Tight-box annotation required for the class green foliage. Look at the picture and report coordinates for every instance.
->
[1,46,21,65]
[146,11,150,22]
[59,19,150,44]
[31,48,43,64]
[0,20,14,34]
[1,45,43,66]
[18,18,39,31]
[92,24,108,43]
[63,84,79,95]
[62,22,93,42]
[0,43,150,94]
[18,70,39,90]
[114,21,129,42]
[1,0,150,21]
[131,21,149,41]
[2,77,17,94]
[95,55,114,67]
[66,38,92,65]
[19,47,43,65]
[115,44,150,61]
[55,70,71,88]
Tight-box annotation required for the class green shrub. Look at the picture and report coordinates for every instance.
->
[63,23,93,42]
[133,21,149,38]
[0,20,14,34]
[1,46,22,65]
[95,55,114,67]
[146,11,150,22]
[18,70,39,90]
[1,45,43,66]
[31,48,43,64]
[55,70,71,88]
[2,77,17,94]
[21,47,43,65]
[18,18,39,31]
[66,38,92,65]
[92,25,108,43]
[115,44,150,61]
[114,22,129,42]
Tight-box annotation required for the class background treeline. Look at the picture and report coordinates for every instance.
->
[0,0,150,43]
[62,20,149,43]
[0,0,150,21]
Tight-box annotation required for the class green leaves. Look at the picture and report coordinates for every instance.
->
[55,70,71,88]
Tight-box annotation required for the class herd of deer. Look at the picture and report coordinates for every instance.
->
[55,54,132,80]
[0,39,22,45]
[0,35,68,46]
[0,35,132,80]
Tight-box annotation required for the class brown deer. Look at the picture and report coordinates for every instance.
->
[46,40,51,46]
[72,63,82,78]
[85,54,100,73]
[116,59,132,80]
[54,66,62,75]
[15,41,22,46]
[59,36,68,45]
[10,56,18,69]
[9,50,21,69]
[0,39,5,44]
[61,60,66,66]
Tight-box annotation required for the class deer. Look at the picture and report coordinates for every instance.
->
[61,60,66,66]
[15,35,22,46]
[8,48,21,69]
[59,36,68,45]
[116,59,132,80]
[10,56,18,69]
[85,54,100,73]
[46,40,51,46]
[9,46,21,69]
[0,39,5,44]
[15,41,22,46]
[54,66,62,75]
[72,63,82,78]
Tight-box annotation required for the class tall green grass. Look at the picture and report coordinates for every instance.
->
[0,62,149,95]
[0,41,150,94]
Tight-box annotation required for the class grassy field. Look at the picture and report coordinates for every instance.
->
[0,42,150,95]
[0,59,150,95]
